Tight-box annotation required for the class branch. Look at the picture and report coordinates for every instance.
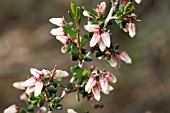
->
[103,0,119,28]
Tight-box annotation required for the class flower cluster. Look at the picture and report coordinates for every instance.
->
[49,17,71,44]
[4,0,142,113]
[85,70,117,101]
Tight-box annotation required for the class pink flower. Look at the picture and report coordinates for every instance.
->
[120,51,132,64]
[92,85,101,101]
[100,77,109,94]
[50,27,65,36]
[49,17,65,26]
[13,81,26,90]
[90,32,111,52]
[84,24,100,32]
[20,93,27,101]
[124,22,136,38]
[135,0,141,4]
[56,36,70,44]
[107,56,117,68]
[4,104,18,113]
[85,77,97,92]
[98,2,106,13]
[105,72,117,83]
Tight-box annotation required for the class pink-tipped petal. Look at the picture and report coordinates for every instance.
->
[26,86,35,95]
[99,78,109,94]
[30,68,42,78]
[107,57,117,67]
[108,85,114,91]
[13,81,26,90]
[49,18,64,26]
[99,2,106,13]
[128,23,136,38]
[42,69,51,76]
[55,70,69,78]
[106,71,117,83]
[120,51,132,64]
[135,0,141,4]
[85,77,97,92]
[84,24,100,32]
[4,104,18,113]
[101,32,111,48]
[34,81,43,97]
[99,40,106,52]
[90,33,101,47]
[92,86,101,101]
[56,36,69,44]
[23,77,36,87]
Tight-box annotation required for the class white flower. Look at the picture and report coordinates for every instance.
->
[4,104,18,113]
[67,109,77,113]
[49,17,65,26]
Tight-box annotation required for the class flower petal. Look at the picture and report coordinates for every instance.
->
[84,24,100,32]
[99,78,109,94]
[120,51,132,64]
[23,77,36,87]
[49,17,64,26]
[135,0,141,4]
[55,70,69,78]
[106,71,117,83]
[101,32,111,48]
[92,86,101,101]
[42,69,51,76]
[85,77,97,92]
[107,57,117,67]
[67,109,77,113]
[99,2,106,13]
[30,68,42,78]
[99,40,106,52]
[4,104,18,113]
[36,107,47,113]
[34,81,43,97]
[13,81,26,90]
[56,36,69,44]
[90,33,101,47]
[26,86,35,95]
[128,23,136,38]
[50,27,65,36]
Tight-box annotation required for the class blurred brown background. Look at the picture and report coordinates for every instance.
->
[0,0,170,113]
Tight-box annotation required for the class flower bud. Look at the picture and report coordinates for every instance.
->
[120,51,132,64]
[55,70,69,78]
[107,56,117,68]
[99,2,106,13]
[49,17,64,26]
[128,23,136,38]
[20,93,27,101]
[135,0,141,4]
[84,24,100,32]
[42,69,51,76]
[105,71,117,83]
[50,27,65,36]
[56,36,69,44]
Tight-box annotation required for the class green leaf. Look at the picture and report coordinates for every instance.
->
[115,19,123,29]
[94,50,103,57]
[62,24,77,39]
[18,107,26,113]
[84,56,92,61]
[65,44,72,52]
[70,1,76,15]
[82,6,98,17]
[26,104,34,112]
[124,2,134,14]
[82,69,88,76]
[76,7,81,19]
[71,65,82,74]
[37,98,44,107]
[53,97,59,103]
[104,55,111,60]
[119,5,124,13]
[76,77,82,84]
[56,104,63,110]
[114,44,119,50]
[73,73,81,79]
[81,34,90,46]
[30,100,38,105]
[68,11,76,22]
[53,78,61,83]
[76,91,80,101]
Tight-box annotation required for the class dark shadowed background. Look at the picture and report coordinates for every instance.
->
[0,0,170,113]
